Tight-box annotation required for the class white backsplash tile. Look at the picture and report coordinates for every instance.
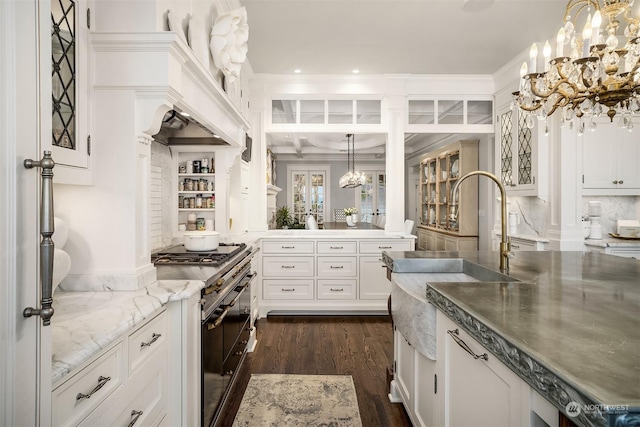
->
[151,142,177,251]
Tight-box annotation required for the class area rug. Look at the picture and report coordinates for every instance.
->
[232,374,363,426]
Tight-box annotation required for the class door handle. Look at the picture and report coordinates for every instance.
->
[23,151,55,326]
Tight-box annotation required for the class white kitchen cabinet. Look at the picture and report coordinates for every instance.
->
[258,237,414,315]
[417,228,428,251]
[52,310,169,427]
[587,245,640,259]
[48,0,93,184]
[495,105,548,197]
[392,328,438,427]
[395,330,415,411]
[439,312,525,427]
[495,235,548,252]
[582,120,640,195]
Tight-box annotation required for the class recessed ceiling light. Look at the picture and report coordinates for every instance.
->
[352,69,360,74]
[294,69,301,74]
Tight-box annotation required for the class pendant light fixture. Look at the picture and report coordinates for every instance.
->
[339,133,366,188]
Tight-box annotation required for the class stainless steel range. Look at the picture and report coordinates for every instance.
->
[152,243,259,427]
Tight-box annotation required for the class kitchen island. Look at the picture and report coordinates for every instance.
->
[384,251,640,427]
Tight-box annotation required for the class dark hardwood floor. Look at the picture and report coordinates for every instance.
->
[216,315,412,427]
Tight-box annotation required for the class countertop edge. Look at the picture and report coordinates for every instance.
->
[426,285,636,427]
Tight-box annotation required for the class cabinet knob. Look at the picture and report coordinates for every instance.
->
[613,180,618,184]
[619,180,623,184]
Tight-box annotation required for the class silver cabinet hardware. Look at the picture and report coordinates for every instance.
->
[128,410,143,427]
[378,246,392,249]
[76,375,111,401]
[281,265,295,269]
[23,151,55,325]
[511,244,520,249]
[330,246,343,249]
[140,333,161,348]
[281,245,295,249]
[329,265,344,269]
[614,180,618,184]
[330,288,344,292]
[447,329,488,361]
[281,288,295,292]
[619,180,624,184]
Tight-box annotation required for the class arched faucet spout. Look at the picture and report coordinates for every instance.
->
[451,170,512,273]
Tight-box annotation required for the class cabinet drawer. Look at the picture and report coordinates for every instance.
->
[317,279,356,300]
[262,256,314,276]
[128,310,167,374]
[263,280,314,300]
[52,341,124,427]
[317,241,357,254]
[359,240,412,254]
[262,241,314,254]
[80,345,168,427]
[317,256,357,277]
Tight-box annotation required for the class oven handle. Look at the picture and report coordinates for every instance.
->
[228,274,253,307]
[206,306,231,330]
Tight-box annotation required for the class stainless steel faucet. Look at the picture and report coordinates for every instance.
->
[450,170,513,273]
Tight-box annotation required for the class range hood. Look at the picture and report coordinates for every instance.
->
[153,110,232,146]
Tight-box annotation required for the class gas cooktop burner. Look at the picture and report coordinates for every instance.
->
[151,243,247,266]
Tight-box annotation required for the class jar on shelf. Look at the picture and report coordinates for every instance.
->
[186,179,194,191]
[195,194,203,208]
[193,160,201,174]
[179,181,185,191]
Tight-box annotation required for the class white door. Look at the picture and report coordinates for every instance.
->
[356,170,385,223]
[1,1,52,425]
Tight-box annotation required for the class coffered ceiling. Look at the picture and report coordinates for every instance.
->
[242,0,571,158]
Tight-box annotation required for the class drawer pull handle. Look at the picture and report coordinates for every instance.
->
[128,410,143,427]
[330,246,344,249]
[511,244,520,249]
[378,246,392,249]
[281,246,295,249]
[330,288,344,292]
[281,265,295,269]
[76,376,111,401]
[281,288,295,292]
[447,329,488,361]
[140,332,161,348]
[329,265,344,269]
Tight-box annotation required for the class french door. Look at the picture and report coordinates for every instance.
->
[356,171,386,224]
[287,166,330,225]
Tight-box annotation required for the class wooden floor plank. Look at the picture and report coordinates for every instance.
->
[216,315,412,427]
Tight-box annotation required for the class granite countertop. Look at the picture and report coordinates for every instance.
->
[386,250,640,427]
[51,279,204,385]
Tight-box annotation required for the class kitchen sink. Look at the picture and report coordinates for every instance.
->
[402,258,519,283]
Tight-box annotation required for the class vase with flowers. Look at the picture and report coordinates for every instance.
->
[344,207,358,227]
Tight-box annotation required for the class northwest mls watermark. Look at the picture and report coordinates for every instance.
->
[566,401,630,418]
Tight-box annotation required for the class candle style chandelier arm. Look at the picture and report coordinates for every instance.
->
[513,0,640,133]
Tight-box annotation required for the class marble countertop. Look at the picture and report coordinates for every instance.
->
[584,236,640,248]
[386,250,640,426]
[51,279,204,385]
[260,229,415,239]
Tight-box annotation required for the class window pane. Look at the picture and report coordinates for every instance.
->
[467,100,493,124]
[52,0,76,150]
[356,100,381,124]
[408,100,435,124]
[272,100,297,123]
[300,100,324,124]
[500,111,513,186]
[437,100,464,124]
[328,100,353,124]
[517,113,532,185]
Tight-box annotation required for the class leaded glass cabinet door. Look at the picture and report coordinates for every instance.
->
[497,107,538,195]
[50,0,90,170]
[357,171,385,223]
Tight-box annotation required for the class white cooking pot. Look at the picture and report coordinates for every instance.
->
[183,231,220,251]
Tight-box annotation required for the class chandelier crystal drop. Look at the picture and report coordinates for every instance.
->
[339,134,366,188]
[513,0,640,131]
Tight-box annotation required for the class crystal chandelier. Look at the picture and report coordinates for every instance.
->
[513,0,640,133]
[339,134,366,188]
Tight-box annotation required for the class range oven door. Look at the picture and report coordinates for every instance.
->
[201,272,255,427]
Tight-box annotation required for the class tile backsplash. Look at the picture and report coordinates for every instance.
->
[151,142,177,251]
